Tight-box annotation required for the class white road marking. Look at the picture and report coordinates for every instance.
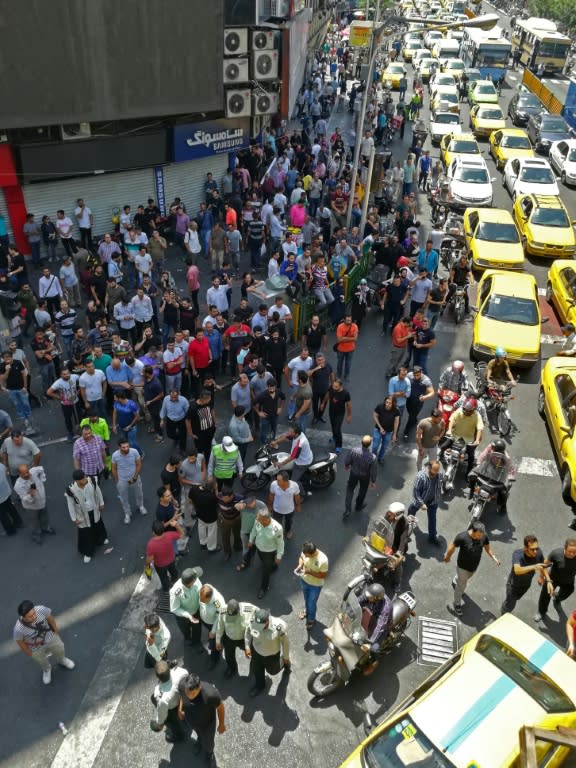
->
[538,287,547,296]
[515,456,558,477]
[36,437,69,448]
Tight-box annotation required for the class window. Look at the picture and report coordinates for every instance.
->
[475,634,574,712]
[501,135,531,149]
[363,716,453,768]
[538,40,570,58]
[531,208,569,227]
[518,167,554,184]
[478,277,492,304]
[480,294,539,325]
[476,221,519,243]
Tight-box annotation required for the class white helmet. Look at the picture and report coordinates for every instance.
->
[388,502,406,515]
[452,360,464,372]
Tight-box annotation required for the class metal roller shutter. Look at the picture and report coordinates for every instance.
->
[22,167,157,241]
[162,155,228,217]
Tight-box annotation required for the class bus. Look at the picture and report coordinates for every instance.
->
[460,27,512,81]
[511,18,571,75]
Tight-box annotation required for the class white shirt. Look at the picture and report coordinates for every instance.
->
[287,355,313,386]
[206,285,229,313]
[38,274,63,298]
[184,228,201,253]
[269,303,291,321]
[119,212,132,233]
[126,359,145,386]
[261,202,273,227]
[79,369,106,401]
[56,217,74,239]
[273,193,287,214]
[291,432,313,465]
[135,252,152,275]
[50,374,80,404]
[270,479,300,514]
[74,206,92,229]
[282,241,298,259]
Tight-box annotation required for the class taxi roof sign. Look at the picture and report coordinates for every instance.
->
[349,20,375,47]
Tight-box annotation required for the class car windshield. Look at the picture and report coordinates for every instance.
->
[479,109,503,120]
[481,293,538,325]
[435,114,459,124]
[451,140,478,154]
[476,635,574,713]
[531,208,570,227]
[568,149,576,162]
[438,93,458,103]
[541,118,568,133]
[476,222,519,242]
[519,167,554,183]
[363,715,453,768]
[476,84,495,93]
[448,61,464,69]
[502,135,531,149]
[518,95,540,109]
[389,65,405,72]
[454,167,489,183]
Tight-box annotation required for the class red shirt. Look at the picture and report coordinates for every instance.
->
[225,208,237,228]
[146,531,180,567]
[391,322,410,349]
[188,337,211,370]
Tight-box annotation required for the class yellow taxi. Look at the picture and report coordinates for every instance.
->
[340,613,576,768]
[539,357,576,505]
[546,259,576,327]
[471,269,543,366]
[469,104,506,138]
[440,58,466,80]
[463,207,525,270]
[440,132,480,167]
[512,194,576,259]
[382,62,407,90]
[402,40,423,61]
[489,127,535,171]
[430,85,460,114]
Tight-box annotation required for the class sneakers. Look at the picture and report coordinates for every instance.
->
[42,668,52,685]
[60,657,75,670]
[140,507,148,516]
[124,514,131,525]
[453,604,463,616]
[534,612,545,623]
[83,555,92,564]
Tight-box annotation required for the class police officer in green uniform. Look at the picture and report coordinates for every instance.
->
[169,567,203,650]
[215,599,255,678]
[199,583,225,669]
[247,607,290,697]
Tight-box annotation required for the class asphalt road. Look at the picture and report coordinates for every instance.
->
[2,12,576,768]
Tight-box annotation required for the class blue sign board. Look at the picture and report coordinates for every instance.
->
[154,166,166,216]
[173,118,250,162]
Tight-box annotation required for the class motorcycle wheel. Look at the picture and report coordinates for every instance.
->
[307,662,344,697]
[455,301,464,325]
[497,409,511,437]
[469,501,483,526]
[240,472,268,491]
[309,468,336,489]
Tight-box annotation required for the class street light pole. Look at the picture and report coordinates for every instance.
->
[344,12,499,230]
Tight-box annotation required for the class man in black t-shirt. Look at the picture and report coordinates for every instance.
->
[186,391,216,460]
[178,672,225,761]
[323,378,351,452]
[0,350,33,427]
[301,315,327,358]
[536,538,576,622]
[443,522,500,616]
[254,381,285,443]
[501,534,545,614]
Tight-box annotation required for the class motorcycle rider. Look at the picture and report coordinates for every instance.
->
[448,251,474,314]
[438,359,469,395]
[468,439,515,515]
[486,348,517,387]
[383,502,414,594]
[444,397,484,476]
[271,424,313,497]
[357,583,393,675]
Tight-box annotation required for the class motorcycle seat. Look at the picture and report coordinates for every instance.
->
[311,452,330,463]
[363,542,393,564]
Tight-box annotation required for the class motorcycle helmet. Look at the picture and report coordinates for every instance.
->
[495,347,507,358]
[452,360,465,372]
[388,501,406,516]
[492,439,506,453]
[462,397,478,413]
[364,583,386,601]
[360,278,367,285]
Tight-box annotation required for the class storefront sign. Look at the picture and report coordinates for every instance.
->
[173,118,250,162]
[349,21,374,47]
[154,166,166,216]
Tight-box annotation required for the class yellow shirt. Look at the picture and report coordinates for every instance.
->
[449,409,483,443]
[302,174,313,191]
[301,549,329,587]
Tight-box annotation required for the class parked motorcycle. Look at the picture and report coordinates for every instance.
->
[241,443,337,491]
[441,436,469,492]
[436,388,460,428]
[307,577,416,698]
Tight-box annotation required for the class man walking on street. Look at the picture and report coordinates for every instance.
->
[335,313,358,381]
[443,522,500,617]
[268,470,301,540]
[408,460,444,546]
[298,541,329,630]
[501,534,545,614]
[14,464,54,544]
[111,438,147,524]
[65,469,108,563]
[177,673,225,764]
[343,435,378,520]
[404,366,434,439]
[535,538,576,623]
[13,601,75,685]
[238,507,284,599]
[169,567,203,650]
[324,378,352,454]
[149,661,188,743]
[247,608,290,697]
[415,409,445,471]
[215,599,254,678]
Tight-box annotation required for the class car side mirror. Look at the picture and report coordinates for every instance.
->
[490,177,496,182]
[561,424,573,437]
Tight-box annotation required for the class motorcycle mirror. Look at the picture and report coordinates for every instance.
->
[541,317,549,324]
[363,712,376,736]
[490,177,496,182]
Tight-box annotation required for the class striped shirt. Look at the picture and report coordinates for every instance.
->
[13,605,55,649]
[73,435,105,475]
[344,446,377,482]
[98,240,121,264]
[412,468,444,506]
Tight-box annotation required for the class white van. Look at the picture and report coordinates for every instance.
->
[431,39,460,59]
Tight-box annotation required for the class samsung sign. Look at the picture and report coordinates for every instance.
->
[173,118,250,162]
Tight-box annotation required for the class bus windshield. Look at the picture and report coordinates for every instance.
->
[477,44,511,66]
[539,40,571,58]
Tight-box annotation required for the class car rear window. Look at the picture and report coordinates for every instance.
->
[475,635,574,713]
[363,716,453,767]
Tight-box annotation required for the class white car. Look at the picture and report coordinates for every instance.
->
[447,155,494,209]
[412,49,432,67]
[549,138,576,187]
[429,72,456,93]
[503,157,560,199]
[430,110,462,143]
[424,29,443,49]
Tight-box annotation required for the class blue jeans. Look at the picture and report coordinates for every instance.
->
[297,412,310,433]
[372,428,393,461]
[30,241,41,267]
[336,350,354,379]
[259,417,277,444]
[409,500,438,541]
[287,384,298,419]
[412,349,429,374]
[201,229,212,255]
[121,426,143,456]
[165,372,182,393]
[8,389,32,420]
[301,580,322,623]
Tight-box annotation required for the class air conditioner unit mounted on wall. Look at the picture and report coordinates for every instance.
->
[251,30,275,50]
[251,50,279,81]
[262,0,290,18]
[226,89,252,118]
[224,28,249,56]
[61,122,92,141]
[252,91,279,115]
[223,58,250,84]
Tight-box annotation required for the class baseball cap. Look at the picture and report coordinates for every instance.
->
[226,599,240,616]
[252,608,270,627]
[181,567,203,584]
[222,436,237,452]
